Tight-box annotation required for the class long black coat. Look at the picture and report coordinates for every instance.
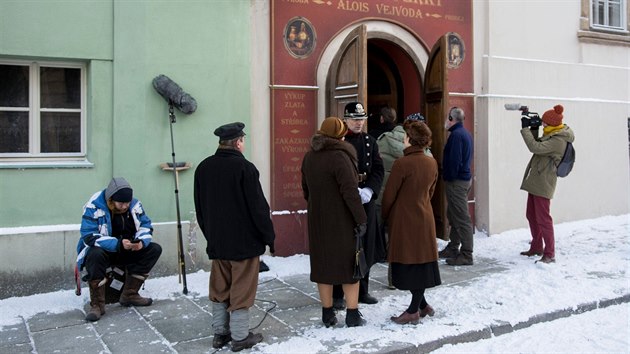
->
[344,131,386,266]
[194,148,275,261]
[302,135,367,284]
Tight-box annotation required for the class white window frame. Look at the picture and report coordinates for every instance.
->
[590,0,628,33]
[0,59,87,164]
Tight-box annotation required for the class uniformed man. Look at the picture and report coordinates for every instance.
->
[333,102,385,308]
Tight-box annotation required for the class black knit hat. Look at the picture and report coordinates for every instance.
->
[105,177,133,202]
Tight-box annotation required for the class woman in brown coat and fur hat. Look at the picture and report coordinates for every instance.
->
[382,121,441,325]
[301,117,368,327]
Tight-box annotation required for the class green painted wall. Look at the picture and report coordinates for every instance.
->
[0,1,252,227]
[0,0,113,60]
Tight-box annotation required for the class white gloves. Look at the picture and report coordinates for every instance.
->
[358,187,373,204]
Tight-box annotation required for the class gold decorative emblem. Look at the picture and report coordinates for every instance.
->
[283,17,316,59]
[446,32,465,69]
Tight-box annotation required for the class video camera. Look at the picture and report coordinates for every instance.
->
[504,103,542,129]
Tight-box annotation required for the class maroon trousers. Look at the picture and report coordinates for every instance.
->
[526,193,555,258]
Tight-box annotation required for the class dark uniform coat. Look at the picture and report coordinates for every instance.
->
[301,134,367,284]
[382,145,439,265]
[344,131,386,265]
[194,148,275,261]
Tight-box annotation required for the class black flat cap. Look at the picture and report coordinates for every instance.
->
[214,122,246,140]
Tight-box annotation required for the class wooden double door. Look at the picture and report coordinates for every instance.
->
[326,25,454,240]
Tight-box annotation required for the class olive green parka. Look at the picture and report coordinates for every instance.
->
[520,125,575,199]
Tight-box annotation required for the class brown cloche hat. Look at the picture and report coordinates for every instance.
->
[318,117,347,139]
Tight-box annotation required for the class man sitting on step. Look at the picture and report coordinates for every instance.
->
[77,177,162,321]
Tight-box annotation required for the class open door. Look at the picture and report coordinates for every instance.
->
[327,25,368,117]
[424,35,449,241]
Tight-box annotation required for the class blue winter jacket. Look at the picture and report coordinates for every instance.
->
[442,122,473,182]
[76,189,153,269]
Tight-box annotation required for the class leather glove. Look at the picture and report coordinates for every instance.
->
[354,223,367,238]
[521,117,531,129]
[358,187,373,204]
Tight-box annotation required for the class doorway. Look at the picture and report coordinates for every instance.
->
[322,23,451,239]
[366,39,422,130]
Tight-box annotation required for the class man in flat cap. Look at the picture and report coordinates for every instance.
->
[194,122,275,352]
[77,177,162,322]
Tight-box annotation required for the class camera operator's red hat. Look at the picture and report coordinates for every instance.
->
[542,105,564,126]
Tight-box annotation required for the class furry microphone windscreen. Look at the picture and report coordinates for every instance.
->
[152,74,198,114]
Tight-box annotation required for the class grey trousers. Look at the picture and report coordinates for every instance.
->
[445,179,474,258]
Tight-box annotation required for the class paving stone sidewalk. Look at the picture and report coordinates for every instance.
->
[1,259,627,354]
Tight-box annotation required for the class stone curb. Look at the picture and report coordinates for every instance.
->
[391,294,630,353]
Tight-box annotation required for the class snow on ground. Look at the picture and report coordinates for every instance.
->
[1,214,628,353]
[432,303,630,353]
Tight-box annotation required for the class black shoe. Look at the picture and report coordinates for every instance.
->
[359,293,378,304]
[332,298,346,310]
[345,309,366,327]
[322,307,338,328]
[259,260,270,272]
[438,247,459,259]
[231,332,263,352]
[212,333,231,349]
[446,255,473,266]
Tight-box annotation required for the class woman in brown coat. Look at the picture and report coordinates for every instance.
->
[381,121,441,325]
[301,117,368,327]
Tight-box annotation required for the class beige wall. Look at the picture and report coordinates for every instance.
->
[474,0,630,234]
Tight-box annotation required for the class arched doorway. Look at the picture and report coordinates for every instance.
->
[318,22,451,240]
[366,38,422,128]
[319,22,428,122]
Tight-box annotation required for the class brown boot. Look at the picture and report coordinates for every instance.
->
[520,249,543,257]
[419,304,435,318]
[86,279,106,321]
[119,274,153,307]
[390,310,420,325]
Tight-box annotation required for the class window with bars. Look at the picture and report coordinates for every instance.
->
[0,60,86,161]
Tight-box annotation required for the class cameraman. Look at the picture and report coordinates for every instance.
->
[519,104,575,264]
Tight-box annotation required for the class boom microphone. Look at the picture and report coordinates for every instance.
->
[152,74,197,114]
[504,103,524,111]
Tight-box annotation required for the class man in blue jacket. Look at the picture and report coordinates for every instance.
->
[439,107,474,266]
[77,177,162,321]
[194,122,275,352]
